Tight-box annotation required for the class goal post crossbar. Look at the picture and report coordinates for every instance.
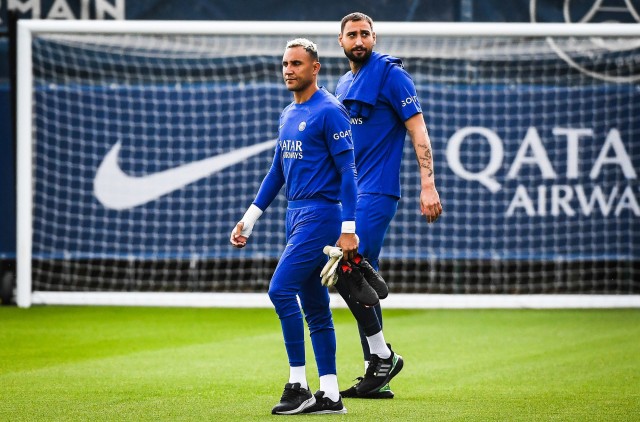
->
[17,20,640,37]
[16,20,640,308]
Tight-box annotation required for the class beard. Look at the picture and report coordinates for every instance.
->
[344,47,372,63]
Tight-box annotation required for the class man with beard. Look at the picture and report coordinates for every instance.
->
[334,12,443,399]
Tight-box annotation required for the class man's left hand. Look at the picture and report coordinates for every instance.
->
[420,186,443,223]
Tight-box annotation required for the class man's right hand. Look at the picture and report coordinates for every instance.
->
[336,233,359,261]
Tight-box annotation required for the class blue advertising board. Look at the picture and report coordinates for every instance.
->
[411,84,639,261]
[3,0,640,262]
[29,81,639,262]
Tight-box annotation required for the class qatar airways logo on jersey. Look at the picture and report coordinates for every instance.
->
[446,126,639,218]
[279,139,303,159]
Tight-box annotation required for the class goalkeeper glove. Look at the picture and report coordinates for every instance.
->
[320,246,343,286]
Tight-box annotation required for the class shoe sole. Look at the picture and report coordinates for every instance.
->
[305,408,348,415]
[356,354,404,396]
[358,390,395,399]
[272,396,316,415]
[341,385,395,399]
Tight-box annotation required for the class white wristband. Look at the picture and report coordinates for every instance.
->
[239,204,264,237]
[341,221,356,234]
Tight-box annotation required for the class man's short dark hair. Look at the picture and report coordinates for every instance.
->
[340,12,373,33]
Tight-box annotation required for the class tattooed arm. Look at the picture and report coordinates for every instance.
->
[405,113,443,223]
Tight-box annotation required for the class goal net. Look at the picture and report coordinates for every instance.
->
[16,21,640,308]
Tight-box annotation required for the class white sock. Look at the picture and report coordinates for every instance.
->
[366,331,391,359]
[289,365,308,390]
[319,374,339,402]
[364,360,369,373]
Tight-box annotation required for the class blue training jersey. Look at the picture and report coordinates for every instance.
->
[277,87,353,202]
[335,65,422,198]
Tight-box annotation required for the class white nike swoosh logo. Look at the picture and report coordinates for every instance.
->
[94,139,276,210]
[336,93,342,99]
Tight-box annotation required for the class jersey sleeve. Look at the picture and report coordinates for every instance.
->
[386,66,423,122]
[332,149,357,222]
[253,146,284,210]
[323,103,353,156]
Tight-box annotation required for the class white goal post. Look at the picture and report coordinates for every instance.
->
[16,20,640,308]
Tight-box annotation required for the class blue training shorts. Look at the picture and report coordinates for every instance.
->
[268,199,341,324]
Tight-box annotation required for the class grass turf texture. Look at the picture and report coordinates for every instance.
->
[1,306,638,421]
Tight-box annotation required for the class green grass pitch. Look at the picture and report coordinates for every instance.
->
[1,306,639,421]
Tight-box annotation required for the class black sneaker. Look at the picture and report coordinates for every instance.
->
[302,391,347,414]
[337,262,379,307]
[351,254,388,299]
[355,344,404,396]
[271,382,315,415]
[340,377,395,399]
[339,378,361,398]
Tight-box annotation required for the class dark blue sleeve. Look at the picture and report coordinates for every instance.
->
[386,66,422,122]
[324,103,353,157]
[333,149,357,222]
[253,147,284,210]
